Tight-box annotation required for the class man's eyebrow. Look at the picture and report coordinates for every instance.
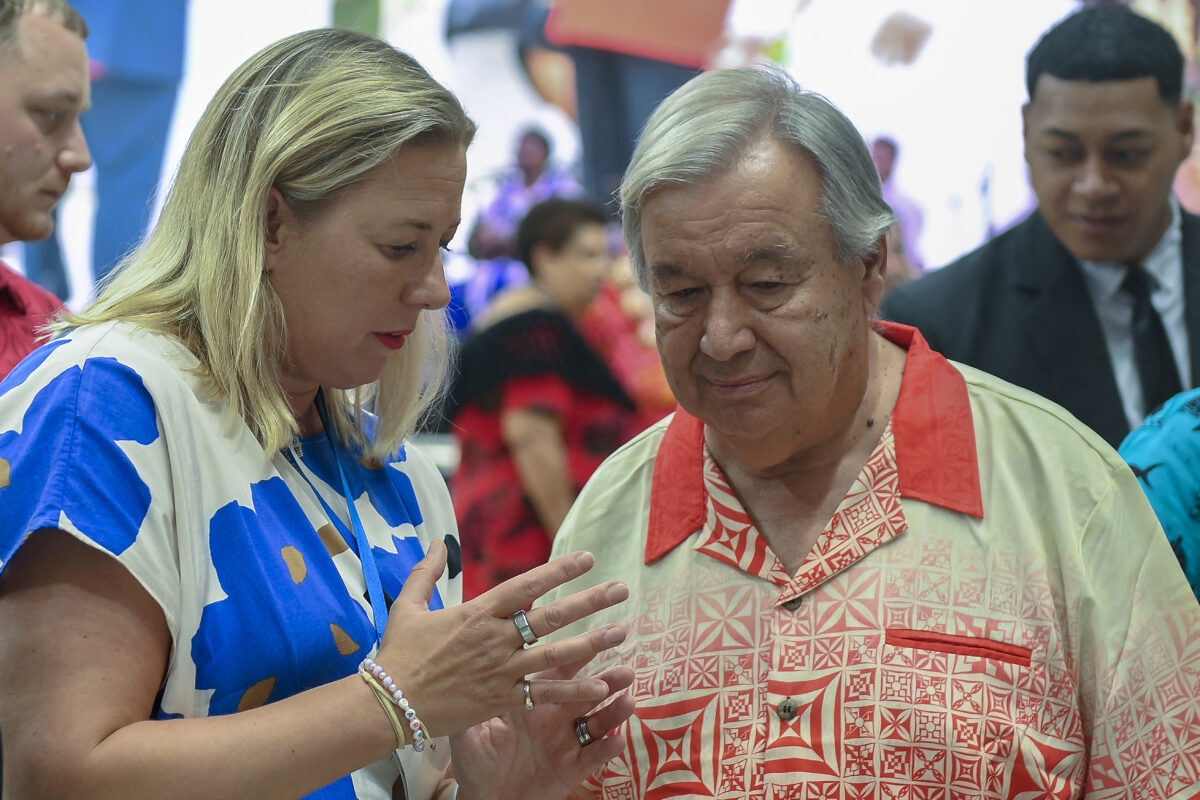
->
[1106,129,1158,143]
[648,262,686,279]
[1041,127,1157,144]
[1041,127,1083,141]
[743,242,797,262]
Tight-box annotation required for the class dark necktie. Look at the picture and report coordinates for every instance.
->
[1122,266,1182,416]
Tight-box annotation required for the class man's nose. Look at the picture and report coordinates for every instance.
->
[57,120,91,175]
[699,291,755,361]
[1073,155,1116,199]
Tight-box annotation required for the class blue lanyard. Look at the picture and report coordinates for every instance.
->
[283,392,389,644]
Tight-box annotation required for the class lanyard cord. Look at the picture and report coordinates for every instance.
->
[283,391,389,644]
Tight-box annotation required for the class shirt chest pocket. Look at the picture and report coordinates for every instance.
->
[848,630,1040,777]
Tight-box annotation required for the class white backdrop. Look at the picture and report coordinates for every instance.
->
[22,0,1080,305]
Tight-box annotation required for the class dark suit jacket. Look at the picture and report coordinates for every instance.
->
[879,210,1200,448]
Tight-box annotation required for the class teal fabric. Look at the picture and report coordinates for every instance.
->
[1120,387,1200,600]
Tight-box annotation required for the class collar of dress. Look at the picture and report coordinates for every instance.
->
[645,321,985,564]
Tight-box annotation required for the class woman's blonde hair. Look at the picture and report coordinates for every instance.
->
[55,27,476,465]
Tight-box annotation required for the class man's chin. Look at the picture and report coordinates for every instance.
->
[1058,233,1134,266]
[10,219,54,245]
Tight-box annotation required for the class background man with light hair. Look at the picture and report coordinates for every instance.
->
[0,0,90,379]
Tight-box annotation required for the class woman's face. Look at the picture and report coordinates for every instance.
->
[265,141,466,410]
[536,222,612,318]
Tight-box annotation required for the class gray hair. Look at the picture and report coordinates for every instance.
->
[620,66,895,289]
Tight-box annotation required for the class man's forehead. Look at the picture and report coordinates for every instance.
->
[1026,74,1178,136]
[1,10,89,92]
[1029,74,1170,114]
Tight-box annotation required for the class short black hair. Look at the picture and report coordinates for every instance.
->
[1026,5,1183,104]
[516,197,607,277]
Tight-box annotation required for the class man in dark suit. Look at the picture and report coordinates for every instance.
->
[880,5,1198,448]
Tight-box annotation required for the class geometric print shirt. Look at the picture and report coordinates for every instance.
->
[545,322,1200,800]
[0,321,461,799]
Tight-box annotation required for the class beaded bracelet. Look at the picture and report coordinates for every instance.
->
[360,657,434,752]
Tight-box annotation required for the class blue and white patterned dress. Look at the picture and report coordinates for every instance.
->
[0,321,461,799]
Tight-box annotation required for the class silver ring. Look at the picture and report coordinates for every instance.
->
[512,609,538,646]
[575,716,595,746]
[522,679,535,710]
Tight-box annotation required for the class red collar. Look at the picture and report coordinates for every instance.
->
[0,261,23,314]
[645,321,984,564]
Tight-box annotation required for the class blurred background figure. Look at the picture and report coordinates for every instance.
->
[544,0,728,213]
[872,134,925,270]
[576,254,676,428]
[445,198,643,599]
[21,0,186,302]
[448,125,582,333]
[468,126,581,261]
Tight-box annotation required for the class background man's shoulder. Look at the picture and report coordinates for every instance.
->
[0,260,65,315]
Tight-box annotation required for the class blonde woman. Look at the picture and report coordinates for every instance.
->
[0,27,632,799]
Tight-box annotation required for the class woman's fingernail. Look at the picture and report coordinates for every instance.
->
[605,625,626,645]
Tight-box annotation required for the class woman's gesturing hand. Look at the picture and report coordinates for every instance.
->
[376,541,629,737]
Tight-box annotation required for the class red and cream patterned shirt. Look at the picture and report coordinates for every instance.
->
[545,323,1200,800]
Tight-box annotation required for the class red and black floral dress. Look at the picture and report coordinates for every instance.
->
[446,307,643,599]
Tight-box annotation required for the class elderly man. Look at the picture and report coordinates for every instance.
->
[882,6,1199,449]
[545,66,1200,798]
[0,0,90,379]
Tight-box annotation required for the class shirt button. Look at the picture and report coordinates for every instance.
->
[781,596,803,612]
[777,698,799,722]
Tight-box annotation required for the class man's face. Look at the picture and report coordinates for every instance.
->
[642,138,886,466]
[0,11,90,244]
[1024,74,1192,265]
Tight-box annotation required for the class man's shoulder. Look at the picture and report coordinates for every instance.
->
[885,215,1041,306]
[0,260,64,315]
[954,358,1122,466]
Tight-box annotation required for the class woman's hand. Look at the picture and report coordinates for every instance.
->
[376,541,629,738]
[449,660,636,800]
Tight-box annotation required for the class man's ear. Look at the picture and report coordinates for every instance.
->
[1021,102,1033,165]
[528,241,554,279]
[861,234,888,315]
[1177,100,1195,161]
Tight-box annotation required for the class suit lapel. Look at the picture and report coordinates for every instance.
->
[1181,211,1200,386]
[1009,214,1128,443]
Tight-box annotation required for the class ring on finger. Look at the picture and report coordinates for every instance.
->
[512,609,539,646]
[523,678,535,710]
[575,716,595,746]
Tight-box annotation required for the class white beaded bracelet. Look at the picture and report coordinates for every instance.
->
[360,657,434,752]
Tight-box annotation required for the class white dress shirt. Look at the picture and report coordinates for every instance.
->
[1079,200,1190,430]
